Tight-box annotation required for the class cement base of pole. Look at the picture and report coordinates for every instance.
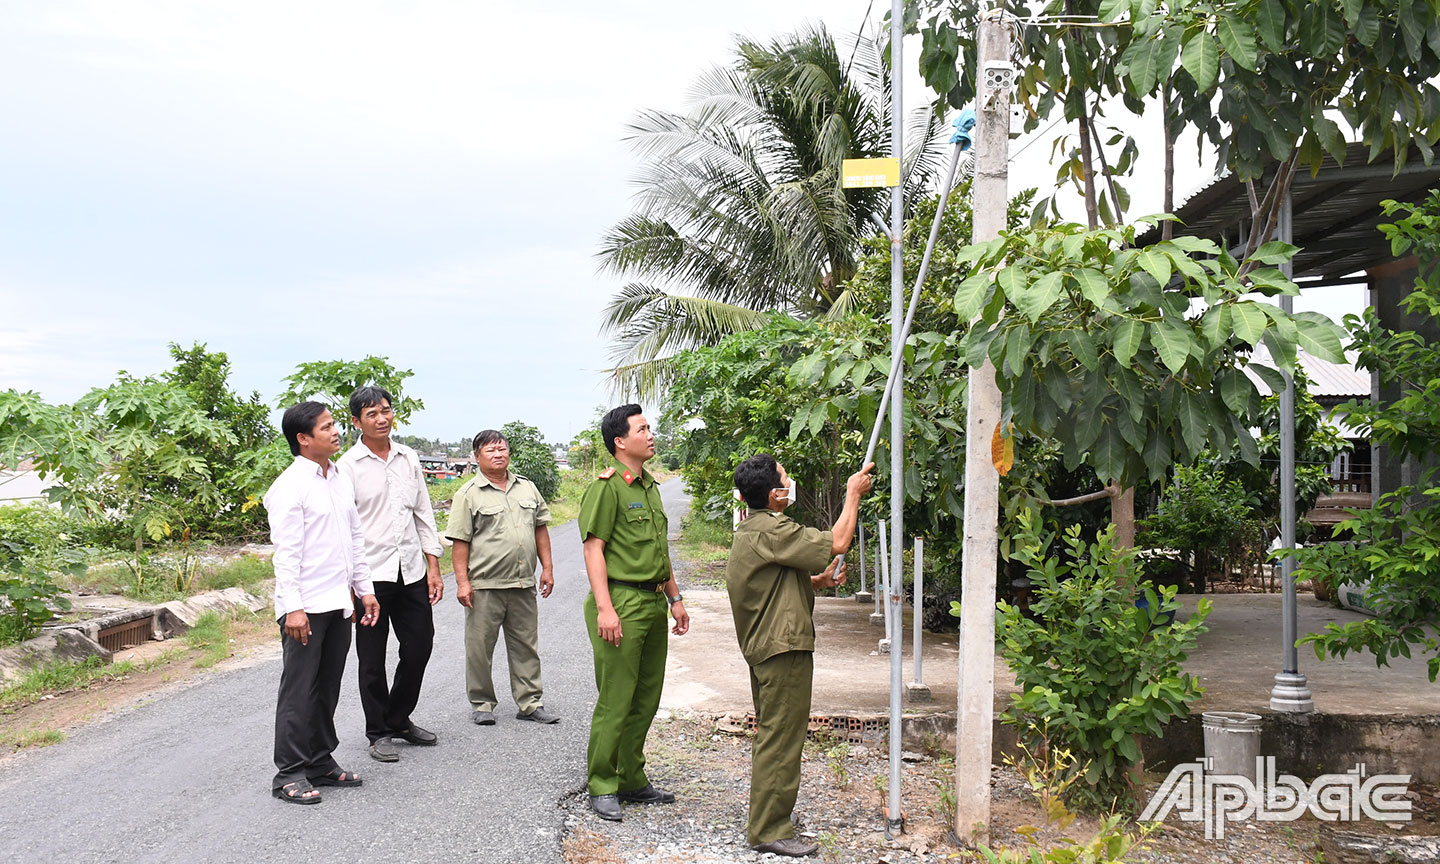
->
[869,611,885,626]
[877,638,891,654]
[904,682,932,703]
[855,591,874,604]
[1270,671,1315,712]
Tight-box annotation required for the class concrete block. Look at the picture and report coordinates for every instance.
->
[905,682,932,703]
[0,628,112,684]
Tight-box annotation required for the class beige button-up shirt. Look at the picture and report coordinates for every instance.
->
[338,439,443,585]
[446,471,551,589]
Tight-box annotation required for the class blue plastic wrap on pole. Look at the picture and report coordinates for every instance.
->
[951,109,977,151]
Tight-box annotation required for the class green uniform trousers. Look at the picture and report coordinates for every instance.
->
[584,587,668,796]
[464,587,544,714]
[747,649,814,846]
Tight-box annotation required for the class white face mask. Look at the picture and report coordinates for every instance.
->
[776,477,797,506]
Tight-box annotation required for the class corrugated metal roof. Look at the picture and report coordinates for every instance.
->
[1243,346,1369,399]
[1138,143,1440,280]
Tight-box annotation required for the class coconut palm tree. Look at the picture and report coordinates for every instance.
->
[597,23,950,396]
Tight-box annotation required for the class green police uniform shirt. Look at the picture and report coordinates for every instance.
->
[725,509,834,667]
[577,458,671,585]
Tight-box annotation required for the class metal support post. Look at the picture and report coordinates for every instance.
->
[907,537,931,702]
[885,0,905,837]
[857,522,872,603]
[1270,190,1315,713]
[871,521,886,625]
[878,527,892,652]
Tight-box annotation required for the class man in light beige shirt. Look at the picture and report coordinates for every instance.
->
[338,386,444,763]
[447,429,557,726]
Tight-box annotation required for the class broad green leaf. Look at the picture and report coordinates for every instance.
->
[1152,320,1194,374]
[1219,368,1254,415]
[1015,271,1065,321]
[1314,116,1347,164]
[954,271,991,322]
[1231,302,1266,345]
[1200,304,1231,347]
[1294,311,1346,362]
[1142,430,1171,481]
[1066,330,1099,371]
[1137,249,1172,286]
[1355,2,1381,46]
[1114,319,1144,367]
[1125,34,1161,94]
[1256,0,1286,50]
[1216,14,1259,71]
[997,266,1025,306]
[1178,391,1210,457]
[1098,0,1129,22]
[1071,268,1111,307]
[1092,422,1127,485]
[1249,362,1286,395]
[1181,32,1219,92]
[1250,241,1300,265]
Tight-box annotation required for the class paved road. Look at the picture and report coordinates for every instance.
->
[0,477,691,864]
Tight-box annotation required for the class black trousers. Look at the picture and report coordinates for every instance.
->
[354,573,434,743]
[273,609,351,790]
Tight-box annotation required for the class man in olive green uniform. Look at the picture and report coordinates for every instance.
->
[725,454,873,857]
[448,429,558,726]
[578,404,690,822]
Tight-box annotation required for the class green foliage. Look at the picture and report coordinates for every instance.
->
[1139,463,1256,590]
[979,724,1160,861]
[954,218,1345,490]
[0,655,135,710]
[989,512,1211,811]
[276,356,424,443]
[499,421,559,501]
[1297,194,1440,681]
[596,24,950,394]
[185,610,232,668]
[911,0,1440,186]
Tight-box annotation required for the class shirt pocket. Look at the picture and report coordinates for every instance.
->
[624,507,655,540]
[519,498,539,525]
[473,502,506,534]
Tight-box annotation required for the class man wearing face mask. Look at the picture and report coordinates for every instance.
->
[725,454,874,857]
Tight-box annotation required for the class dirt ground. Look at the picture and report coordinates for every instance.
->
[559,713,1440,864]
[0,610,277,755]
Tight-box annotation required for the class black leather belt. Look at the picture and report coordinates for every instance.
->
[608,578,665,592]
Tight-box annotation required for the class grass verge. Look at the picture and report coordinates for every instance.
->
[0,655,138,711]
[0,728,65,751]
[184,610,232,668]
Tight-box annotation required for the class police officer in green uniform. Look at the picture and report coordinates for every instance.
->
[726,454,873,857]
[578,404,689,822]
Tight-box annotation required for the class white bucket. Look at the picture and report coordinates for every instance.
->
[1201,711,1263,783]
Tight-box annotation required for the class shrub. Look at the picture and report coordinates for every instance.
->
[501,421,560,501]
[988,512,1211,811]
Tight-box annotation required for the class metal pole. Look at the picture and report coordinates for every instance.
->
[879,527,892,649]
[907,537,930,701]
[1269,190,1315,713]
[871,520,885,624]
[857,522,871,602]
[955,9,1010,845]
[886,0,905,837]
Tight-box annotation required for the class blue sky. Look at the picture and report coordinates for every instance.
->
[0,1,1364,446]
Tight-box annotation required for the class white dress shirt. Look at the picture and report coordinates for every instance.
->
[338,439,443,585]
[264,455,375,619]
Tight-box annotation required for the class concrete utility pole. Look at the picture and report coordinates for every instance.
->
[885,0,906,838]
[954,9,1011,845]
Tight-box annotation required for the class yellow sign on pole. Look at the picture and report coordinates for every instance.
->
[841,158,900,189]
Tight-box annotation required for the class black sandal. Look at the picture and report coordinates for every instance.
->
[273,779,322,804]
[310,768,362,787]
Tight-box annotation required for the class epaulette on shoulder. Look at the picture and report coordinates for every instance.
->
[598,467,616,479]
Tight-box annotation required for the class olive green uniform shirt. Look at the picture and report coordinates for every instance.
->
[725,509,834,667]
[445,471,550,589]
[577,458,670,584]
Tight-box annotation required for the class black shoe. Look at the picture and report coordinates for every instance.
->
[516,707,560,724]
[471,710,495,726]
[368,737,399,762]
[751,838,819,857]
[617,783,674,804]
[396,725,438,746]
[588,794,622,821]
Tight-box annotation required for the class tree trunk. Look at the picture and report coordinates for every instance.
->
[1078,106,1099,230]
[1162,85,1175,241]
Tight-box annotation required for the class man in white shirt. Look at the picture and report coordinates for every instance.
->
[265,401,380,805]
[338,386,445,763]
